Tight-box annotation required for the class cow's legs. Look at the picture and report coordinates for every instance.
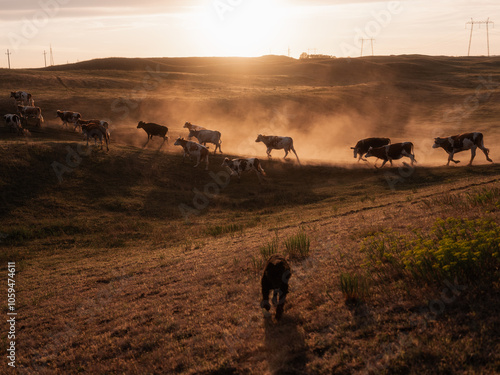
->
[193,154,200,168]
[266,148,272,159]
[291,147,301,165]
[283,148,289,160]
[447,151,460,165]
[142,137,150,148]
[468,147,477,166]
[479,143,493,163]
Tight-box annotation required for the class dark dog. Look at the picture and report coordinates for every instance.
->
[260,255,292,320]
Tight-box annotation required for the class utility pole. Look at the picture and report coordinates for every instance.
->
[466,18,494,56]
[49,44,54,66]
[6,49,11,69]
[360,38,374,57]
[43,50,47,67]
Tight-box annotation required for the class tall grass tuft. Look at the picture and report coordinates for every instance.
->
[340,272,369,303]
[206,223,244,237]
[284,229,311,260]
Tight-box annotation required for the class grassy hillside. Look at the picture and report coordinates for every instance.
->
[1,55,500,374]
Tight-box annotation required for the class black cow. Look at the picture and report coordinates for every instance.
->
[137,121,168,148]
[351,137,391,162]
[260,255,292,320]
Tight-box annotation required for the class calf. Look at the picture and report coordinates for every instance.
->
[137,121,168,148]
[351,137,391,162]
[221,157,266,183]
[4,114,25,135]
[11,91,33,106]
[17,105,44,127]
[56,110,82,130]
[261,255,292,320]
[188,129,222,154]
[174,137,209,170]
[432,132,492,166]
[82,124,109,151]
[255,134,300,165]
[365,142,416,168]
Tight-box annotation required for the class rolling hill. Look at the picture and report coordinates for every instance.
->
[1,55,500,374]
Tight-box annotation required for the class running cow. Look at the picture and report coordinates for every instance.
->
[432,132,493,166]
[4,114,25,135]
[137,121,168,148]
[17,105,44,127]
[260,255,292,320]
[365,142,416,168]
[188,129,222,154]
[174,137,209,170]
[221,157,266,183]
[82,124,110,151]
[351,137,391,162]
[10,91,34,106]
[255,134,300,165]
[56,110,81,130]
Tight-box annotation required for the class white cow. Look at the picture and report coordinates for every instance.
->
[188,129,222,154]
[255,134,300,165]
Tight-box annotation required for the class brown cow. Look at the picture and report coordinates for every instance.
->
[432,132,492,166]
[365,142,416,168]
[351,137,391,162]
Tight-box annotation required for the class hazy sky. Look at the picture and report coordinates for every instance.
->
[1,0,499,68]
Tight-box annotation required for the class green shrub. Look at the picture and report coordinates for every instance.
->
[361,217,500,285]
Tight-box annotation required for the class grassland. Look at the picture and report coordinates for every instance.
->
[1,55,500,374]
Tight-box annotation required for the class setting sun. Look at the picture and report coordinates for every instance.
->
[201,0,287,56]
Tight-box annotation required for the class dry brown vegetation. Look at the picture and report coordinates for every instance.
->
[1,55,500,374]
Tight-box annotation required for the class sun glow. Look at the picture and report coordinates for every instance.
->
[202,0,287,56]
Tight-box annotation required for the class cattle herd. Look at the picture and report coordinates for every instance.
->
[2,90,495,182]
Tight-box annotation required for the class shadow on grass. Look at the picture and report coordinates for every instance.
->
[264,314,308,375]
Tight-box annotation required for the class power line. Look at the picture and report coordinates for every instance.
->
[43,50,47,67]
[466,18,494,56]
[360,38,374,57]
[6,49,11,69]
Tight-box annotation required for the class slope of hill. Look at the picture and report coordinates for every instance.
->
[1,55,500,374]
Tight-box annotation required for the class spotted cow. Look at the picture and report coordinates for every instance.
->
[221,157,266,183]
[174,137,209,170]
[432,132,492,166]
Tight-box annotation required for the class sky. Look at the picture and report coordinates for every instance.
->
[0,0,499,68]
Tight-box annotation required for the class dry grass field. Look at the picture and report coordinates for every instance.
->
[1,55,499,374]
